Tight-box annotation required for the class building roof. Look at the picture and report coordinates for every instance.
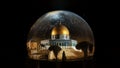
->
[51,24,69,35]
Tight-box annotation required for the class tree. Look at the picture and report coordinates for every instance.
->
[62,51,66,61]
[48,45,62,60]
[76,41,93,58]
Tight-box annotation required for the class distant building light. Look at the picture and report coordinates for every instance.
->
[79,49,82,52]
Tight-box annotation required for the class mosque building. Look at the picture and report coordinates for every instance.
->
[40,23,77,49]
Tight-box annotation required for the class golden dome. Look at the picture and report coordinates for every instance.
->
[51,24,69,35]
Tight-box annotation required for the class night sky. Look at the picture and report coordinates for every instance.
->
[1,0,119,68]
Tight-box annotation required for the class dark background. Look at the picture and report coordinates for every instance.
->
[0,0,119,68]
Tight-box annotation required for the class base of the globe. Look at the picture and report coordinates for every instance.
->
[25,56,95,68]
[28,56,94,62]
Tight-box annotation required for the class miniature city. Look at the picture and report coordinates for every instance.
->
[27,23,94,61]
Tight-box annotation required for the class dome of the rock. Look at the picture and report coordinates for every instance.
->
[51,23,69,36]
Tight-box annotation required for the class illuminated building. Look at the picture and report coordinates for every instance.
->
[40,23,77,49]
[27,40,38,54]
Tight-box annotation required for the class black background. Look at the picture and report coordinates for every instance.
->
[0,0,119,68]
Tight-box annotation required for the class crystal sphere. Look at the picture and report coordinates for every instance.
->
[26,10,95,61]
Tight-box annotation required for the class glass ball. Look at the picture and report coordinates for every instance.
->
[26,10,95,61]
